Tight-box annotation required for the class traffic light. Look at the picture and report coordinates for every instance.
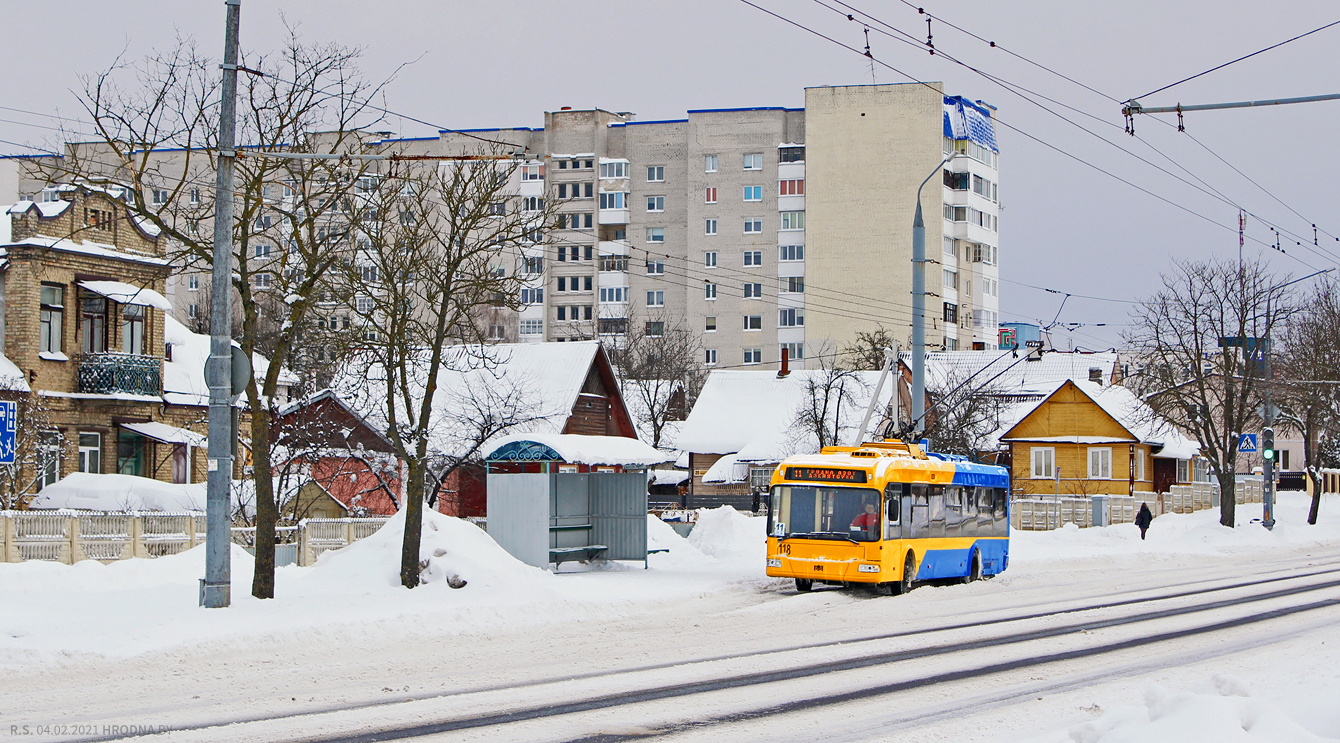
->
[1261,428,1275,463]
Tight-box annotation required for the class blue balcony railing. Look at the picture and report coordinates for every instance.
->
[77,353,162,397]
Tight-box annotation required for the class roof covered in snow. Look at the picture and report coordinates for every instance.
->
[0,352,28,392]
[485,433,671,467]
[163,315,296,407]
[905,349,1120,399]
[0,233,170,267]
[30,472,209,511]
[944,95,998,152]
[678,369,896,474]
[993,379,1200,459]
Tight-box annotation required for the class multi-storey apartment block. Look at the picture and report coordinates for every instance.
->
[5,82,1001,374]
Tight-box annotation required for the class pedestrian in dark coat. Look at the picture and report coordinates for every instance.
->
[1135,503,1154,540]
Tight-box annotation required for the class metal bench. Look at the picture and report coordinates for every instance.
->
[549,544,608,565]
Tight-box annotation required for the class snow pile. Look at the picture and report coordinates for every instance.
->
[1011,492,1340,564]
[1064,676,1332,742]
[687,506,766,562]
[300,508,555,594]
[0,542,254,596]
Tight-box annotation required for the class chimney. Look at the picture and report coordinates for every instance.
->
[560,106,572,111]
[1089,367,1103,384]
[777,347,790,378]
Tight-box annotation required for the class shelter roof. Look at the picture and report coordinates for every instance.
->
[485,433,671,467]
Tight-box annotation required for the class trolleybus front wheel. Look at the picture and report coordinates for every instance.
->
[795,578,813,592]
[893,552,916,595]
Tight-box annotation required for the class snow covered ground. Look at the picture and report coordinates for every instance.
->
[2,492,1338,742]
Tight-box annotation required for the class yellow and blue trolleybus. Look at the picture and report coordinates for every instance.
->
[765,440,1010,594]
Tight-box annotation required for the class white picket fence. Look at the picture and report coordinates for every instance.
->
[0,511,389,566]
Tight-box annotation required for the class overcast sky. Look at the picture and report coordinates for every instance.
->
[3,0,1338,350]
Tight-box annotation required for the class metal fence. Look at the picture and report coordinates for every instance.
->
[0,511,389,566]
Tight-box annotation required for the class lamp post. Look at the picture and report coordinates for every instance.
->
[911,153,963,435]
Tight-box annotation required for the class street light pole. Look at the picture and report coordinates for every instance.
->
[202,0,240,608]
[911,153,961,436]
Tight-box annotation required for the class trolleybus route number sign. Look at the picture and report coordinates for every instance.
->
[784,467,868,483]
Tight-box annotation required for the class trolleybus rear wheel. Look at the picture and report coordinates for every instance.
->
[795,578,813,592]
[965,551,982,583]
[893,552,916,595]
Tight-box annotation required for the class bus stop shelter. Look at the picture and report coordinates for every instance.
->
[483,433,671,568]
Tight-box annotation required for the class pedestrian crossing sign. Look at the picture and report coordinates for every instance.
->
[1238,433,1258,453]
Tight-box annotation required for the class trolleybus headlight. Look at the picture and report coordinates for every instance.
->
[766,558,782,568]
[857,564,880,573]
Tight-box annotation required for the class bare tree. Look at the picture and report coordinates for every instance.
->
[28,32,399,598]
[1274,281,1340,525]
[791,359,871,451]
[1128,256,1295,527]
[606,311,705,450]
[842,325,898,372]
[333,155,555,588]
[922,369,1010,459]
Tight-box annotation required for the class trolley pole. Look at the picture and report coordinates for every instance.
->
[201,0,240,608]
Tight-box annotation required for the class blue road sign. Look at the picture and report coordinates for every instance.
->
[1238,433,1258,453]
[0,400,15,465]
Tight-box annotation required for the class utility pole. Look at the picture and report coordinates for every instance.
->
[912,153,961,435]
[202,0,240,608]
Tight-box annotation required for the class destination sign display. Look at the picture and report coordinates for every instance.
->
[784,467,868,484]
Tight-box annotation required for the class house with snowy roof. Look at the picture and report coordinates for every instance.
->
[910,349,1121,403]
[3,185,293,503]
[677,368,899,510]
[991,379,1199,500]
[288,340,645,517]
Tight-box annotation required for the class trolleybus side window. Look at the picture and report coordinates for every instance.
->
[909,484,930,539]
[929,485,946,538]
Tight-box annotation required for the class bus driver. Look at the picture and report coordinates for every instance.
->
[851,503,879,536]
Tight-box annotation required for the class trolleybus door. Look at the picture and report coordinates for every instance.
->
[909,484,930,539]
[882,483,903,540]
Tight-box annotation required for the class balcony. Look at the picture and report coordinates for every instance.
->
[77,353,162,397]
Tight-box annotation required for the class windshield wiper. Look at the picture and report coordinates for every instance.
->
[784,532,860,544]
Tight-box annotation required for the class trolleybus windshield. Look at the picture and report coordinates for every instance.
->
[769,485,883,542]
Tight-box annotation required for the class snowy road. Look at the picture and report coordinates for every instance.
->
[8,533,1340,742]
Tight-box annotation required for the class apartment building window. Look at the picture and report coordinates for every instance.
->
[705,187,717,203]
[779,179,804,196]
[489,202,506,216]
[557,277,569,292]
[705,283,717,300]
[705,154,718,173]
[188,275,200,291]
[743,315,762,330]
[779,245,804,261]
[1088,447,1113,479]
[189,188,200,205]
[780,211,804,230]
[944,204,969,222]
[704,251,717,268]
[599,287,628,303]
[522,164,544,180]
[781,276,804,293]
[121,304,146,355]
[360,265,378,283]
[356,295,374,314]
[945,338,958,351]
[522,196,544,212]
[744,250,762,267]
[599,318,628,335]
[188,304,198,319]
[39,284,64,356]
[646,228,664,244]
[646,195,665,212]
[778,308,804,327]
[645,321,664,337]
[487,324,506,341]
[943,269,958,290]
[647,165,665,182]
[599,161,629,178]
[705,349,717,366]
[78,433,101,474]
[744,218,762,234]
[743,348,762,365]
[943,170,970,190]
[599,192,626,210]
[583,245,594,261]
[744,283,762,299]
[646,291,665,307]
[780,342,805,361]
[965,279,972,297]
[520,288,544,304]
[520,319,543,335]
[560,183,592,198]
[583,276,593,291]
[254,215,272,230]
[744,186,762,202]
[943,302,958,323]
[599,255,629,272]
[944,236,957,257]
[1031,447,1055,479]
[705,316,717,331]
[556,306,568,321]
[252,273,272,290]
[743,153,762,170]
[779,146,805,163]
[557,245,568,262]
[152,189,169,205]
[646,259,665,275]
[524,256,544,274]
[705,219,717,235]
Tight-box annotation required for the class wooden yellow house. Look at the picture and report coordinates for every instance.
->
[998,380,1197,498]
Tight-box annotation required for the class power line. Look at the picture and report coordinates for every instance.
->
[998,278,1137,304]
[1131,19,1340,102]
